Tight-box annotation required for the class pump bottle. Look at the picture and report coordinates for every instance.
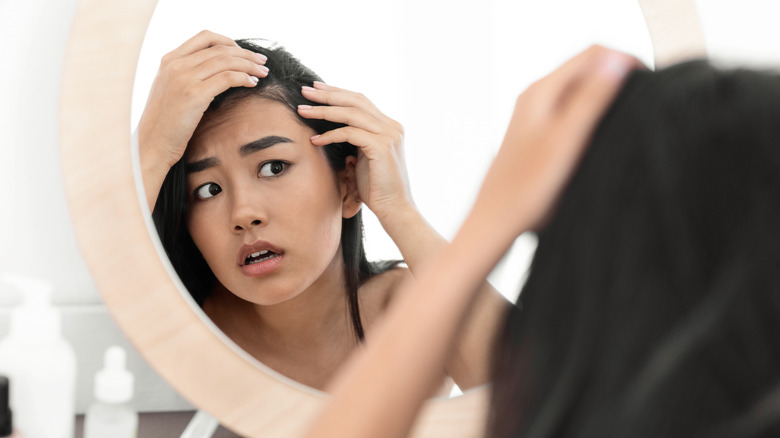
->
[0,274,76,438]
[83,346,138,438]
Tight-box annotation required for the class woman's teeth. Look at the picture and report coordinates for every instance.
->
[246,250,278,265]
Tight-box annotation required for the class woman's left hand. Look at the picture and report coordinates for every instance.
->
[298,83,412,221]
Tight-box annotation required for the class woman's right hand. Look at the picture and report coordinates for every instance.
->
[138,30,269,209]
[462,45,642,248]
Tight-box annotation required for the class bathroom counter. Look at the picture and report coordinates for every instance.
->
[75,411,242,437]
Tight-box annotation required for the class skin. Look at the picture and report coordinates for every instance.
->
[139,30,269,211]
[304,45,644,438]
[185,97,391,388]
[139,31,509,392]
[185,98,357,308]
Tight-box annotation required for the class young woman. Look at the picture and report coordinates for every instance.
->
[489,58,780,438]
[303,46,780,437]
[138,31,508,392]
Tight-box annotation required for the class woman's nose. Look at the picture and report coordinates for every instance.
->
[230,190,267,232]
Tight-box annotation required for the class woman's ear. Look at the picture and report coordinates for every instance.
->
[339,155,362,219]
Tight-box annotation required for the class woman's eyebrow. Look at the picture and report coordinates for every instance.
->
[185,157,219,175]
[185,136,294,175]
[239,135,294,157]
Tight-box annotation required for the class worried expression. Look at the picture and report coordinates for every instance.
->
[185,98,360,306]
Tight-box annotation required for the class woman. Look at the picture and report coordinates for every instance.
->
[304,46,780,437]
[490,58,780,438]
[138,31,507,391]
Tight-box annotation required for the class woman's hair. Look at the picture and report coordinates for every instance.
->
[490,61,780,437]
[152,39,399,341]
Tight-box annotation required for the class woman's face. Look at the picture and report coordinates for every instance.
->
[184,97,355,306]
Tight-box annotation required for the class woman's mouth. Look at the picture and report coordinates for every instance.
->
[245,250,280,265]
[239,240,285,277]
[241,250,284,277]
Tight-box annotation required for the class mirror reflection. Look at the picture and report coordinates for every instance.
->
[138,33,505,394]
[131,0,655,393]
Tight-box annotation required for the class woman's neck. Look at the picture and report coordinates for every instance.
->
[203,255,358,389]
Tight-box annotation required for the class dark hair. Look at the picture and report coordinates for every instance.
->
[152,39,400,341]
[490,61,780,437]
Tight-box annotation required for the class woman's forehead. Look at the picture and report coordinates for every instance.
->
[188,98,314,157]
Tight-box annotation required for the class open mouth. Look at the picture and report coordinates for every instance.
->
[245,250,280,265]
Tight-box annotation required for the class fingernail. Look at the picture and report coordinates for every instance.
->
[599,53,632,80]
[258,65,269,74]
[302,86,316,92]
[310,134,321,141]
[256,53,268,63]
[298,104,312,110]
[249,76,259,85]
[313,81,326,87]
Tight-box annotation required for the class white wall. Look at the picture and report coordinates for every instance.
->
[1,0,779,415]
[131,0,656,303]
[0,0,190,413]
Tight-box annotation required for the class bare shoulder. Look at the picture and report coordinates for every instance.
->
[358,265,411,330]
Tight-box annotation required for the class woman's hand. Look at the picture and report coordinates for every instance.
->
[463,45,642,246]
[138,30,269,209]
[297,83,412,222]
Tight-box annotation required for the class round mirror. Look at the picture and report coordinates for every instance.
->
[61,0,727,435]
[128,0,657,398]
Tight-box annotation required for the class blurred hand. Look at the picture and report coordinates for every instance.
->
[464,45,642,245]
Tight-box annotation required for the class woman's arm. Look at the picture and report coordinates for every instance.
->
[298,83,508,389]
[138,30,268,210]
[372,204,510,390]
[302,45,641,438]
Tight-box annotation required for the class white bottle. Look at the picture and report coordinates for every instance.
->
[83,346,138,438]
[0,274,77,438]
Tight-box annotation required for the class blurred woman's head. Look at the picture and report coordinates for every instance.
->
[491,61,780,438]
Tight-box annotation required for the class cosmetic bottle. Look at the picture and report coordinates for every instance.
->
[0,376,23,438]
[83,346,138,438]
[0,274,77,438]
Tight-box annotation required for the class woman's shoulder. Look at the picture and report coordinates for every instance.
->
[358,265,410,326]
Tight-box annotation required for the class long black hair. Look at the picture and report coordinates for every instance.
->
[490,61,780,437]
[152,39,400,341]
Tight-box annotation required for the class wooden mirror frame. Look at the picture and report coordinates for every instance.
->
[59,0,487,436]
[58,0,703,436]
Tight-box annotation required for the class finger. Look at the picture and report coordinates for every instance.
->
[302,85,375,110]
[297,105,383,134]
[182,44,267,69]
[524,45,623,117]
[301,85,389,124]
[310,126,382,152]
[312,82,405,131]
[545,45,612,89]
[305,83,403,135]
[166,30,239,59]
[190,50,269,81]
[197,70,260,99]
[553,51,640,150]
[312,81,352,94]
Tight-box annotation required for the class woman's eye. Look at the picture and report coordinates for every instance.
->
[194,182,222,200]
[259,160,288,177]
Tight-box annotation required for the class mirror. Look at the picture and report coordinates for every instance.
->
[62,0,732,436]
[128,0,659,397]
[61,1,493,435]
